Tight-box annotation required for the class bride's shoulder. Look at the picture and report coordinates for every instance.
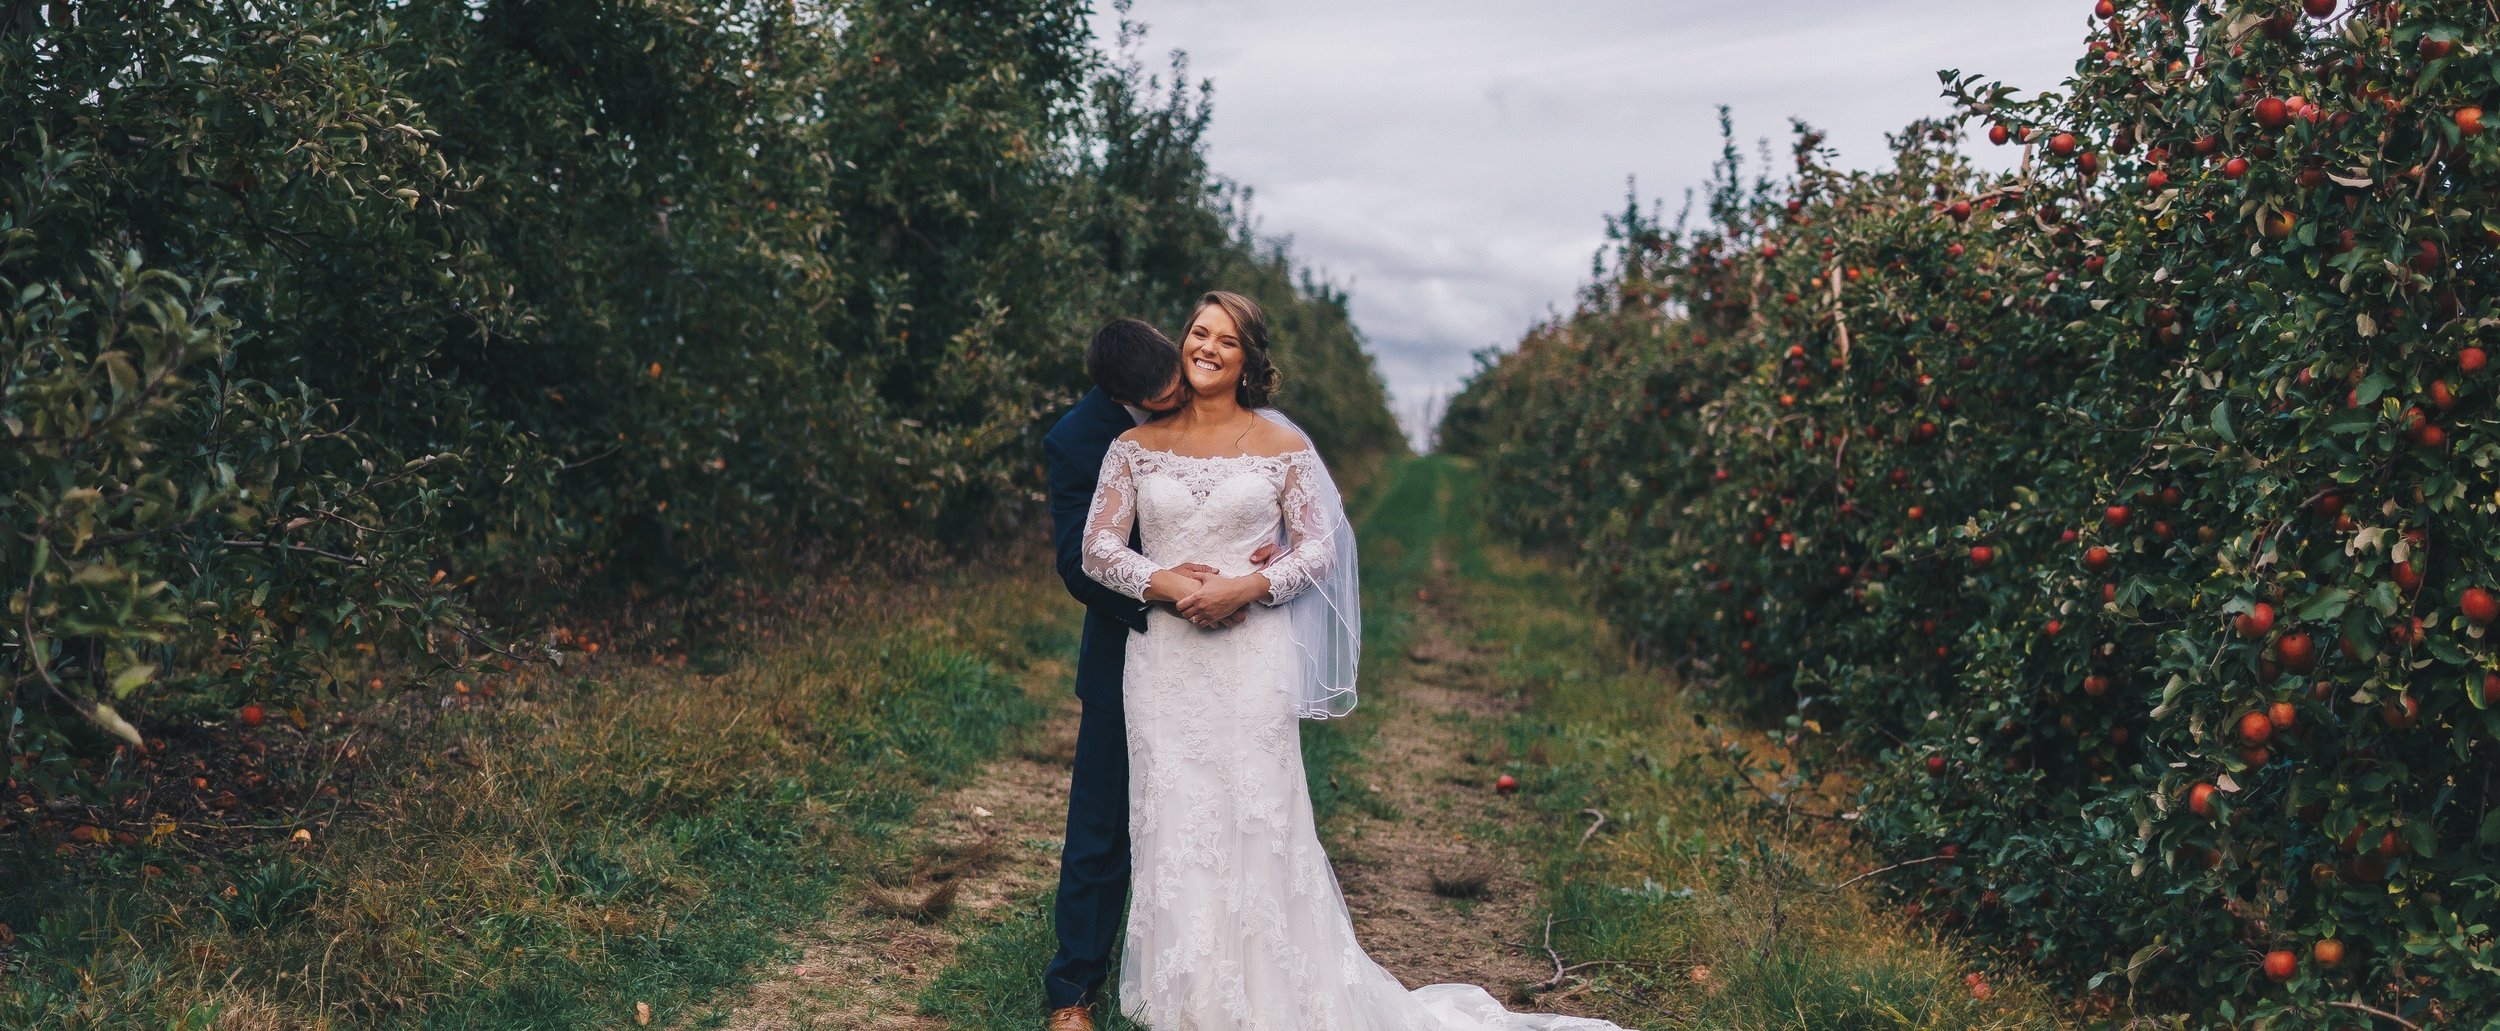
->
[1243,414,1314,458]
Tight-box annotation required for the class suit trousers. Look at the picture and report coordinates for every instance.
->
[1043,684,1129,1008]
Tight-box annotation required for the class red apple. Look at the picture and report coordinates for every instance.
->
[2413,239,2444,273]
[2269,701,2298,730]
[2238,711,2274,746]
[2085,545,2113,570]
[2264,949,2297,982]
[2384,694,2421,729]
[2049,132,2078,157]
[2255,97,2289,128]
[2303,0,2336,15]
[1969,545,1995,568]
[1494,774,1519,795]
[2278,632,2316,672]
[2460,106,2485,136]
[2189,781,2218,818]
[2313,938,2344,967]
[1925,754,1948,776]
[2223,156,2250,179]
[2391,616,2426,648]
[2082,674,2110,697]
[2105,505,2131,526]
[2235,602,2276,639]
[238,703,266,728]
[2463,347,2489,374]
[2394,560,2423,593]
[2462,587,2499,625]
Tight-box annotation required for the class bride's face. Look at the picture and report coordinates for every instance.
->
[1182,303,1243,399]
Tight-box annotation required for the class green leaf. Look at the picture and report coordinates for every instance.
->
[2210,399,2236,443]
[2355,372,2394,407]
[2429,634,2470,666]
[2295,589,2350,621]
[82,701,144,748]
[99,350,139,399]
[109,662,156,698]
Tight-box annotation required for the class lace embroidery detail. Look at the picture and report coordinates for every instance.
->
[1259,449,1335,606]
[1079,439,1336,609]
[1097,437,1627,1031]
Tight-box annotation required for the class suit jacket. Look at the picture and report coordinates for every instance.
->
[1044,387,1150,704]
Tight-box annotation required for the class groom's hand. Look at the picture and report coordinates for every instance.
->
[1143,563,1217,604]
[1248,543,1283,569]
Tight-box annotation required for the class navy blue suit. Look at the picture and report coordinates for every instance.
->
[1042,387,1149,1009]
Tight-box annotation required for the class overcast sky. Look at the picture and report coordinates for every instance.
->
[1085,1,2088,447]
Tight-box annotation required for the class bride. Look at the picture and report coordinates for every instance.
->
[1079,291,1627,1030]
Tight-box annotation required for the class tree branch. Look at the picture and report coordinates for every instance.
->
[2325,1001,2422,1031]
[218,538,368,567]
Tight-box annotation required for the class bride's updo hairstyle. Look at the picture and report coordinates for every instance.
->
[1193,290,1279,408]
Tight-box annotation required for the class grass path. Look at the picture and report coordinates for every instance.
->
[685,457,1457,1029]
[3,458,2069,1029]
[686,457,2069,1029]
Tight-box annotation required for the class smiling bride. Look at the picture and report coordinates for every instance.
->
[1067,291,1629,1030]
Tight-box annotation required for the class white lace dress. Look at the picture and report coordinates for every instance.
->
[1082,438,1627,1031]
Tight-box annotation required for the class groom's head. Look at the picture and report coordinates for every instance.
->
[1088,318,1186,413]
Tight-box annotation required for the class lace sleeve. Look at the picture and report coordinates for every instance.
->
[1260,450,1338,606]
[1080,440,1159,601]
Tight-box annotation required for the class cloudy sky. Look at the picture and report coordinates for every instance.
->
[1085,1,2089,447]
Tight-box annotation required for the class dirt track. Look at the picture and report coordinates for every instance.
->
[694,564,1603,1028]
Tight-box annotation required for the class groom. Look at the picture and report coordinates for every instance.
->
[1039,319,1269,1030]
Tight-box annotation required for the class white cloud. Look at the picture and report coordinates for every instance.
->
[1095,1,2087,447]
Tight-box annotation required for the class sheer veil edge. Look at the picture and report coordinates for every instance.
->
[1254,408,1361,720]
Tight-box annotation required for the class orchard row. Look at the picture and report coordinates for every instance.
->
[1444,0,2498,1022]
[2,4,1400,793]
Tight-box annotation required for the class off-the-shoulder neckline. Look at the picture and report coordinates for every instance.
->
[1110,437,1316,463]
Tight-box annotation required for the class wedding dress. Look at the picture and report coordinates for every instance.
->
[1082,431,1627,1031]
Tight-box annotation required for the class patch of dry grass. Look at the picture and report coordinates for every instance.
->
[1428,859,1502,902]
[0,554,1069,1030]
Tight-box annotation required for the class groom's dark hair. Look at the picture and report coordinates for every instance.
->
[1086,318,1182,406]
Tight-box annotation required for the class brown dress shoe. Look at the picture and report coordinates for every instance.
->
[1046,1004,1096,1031]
